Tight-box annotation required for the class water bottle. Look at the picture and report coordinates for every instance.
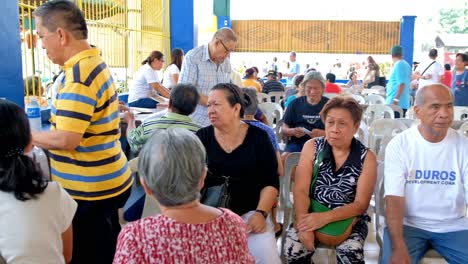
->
[27,97,42,131]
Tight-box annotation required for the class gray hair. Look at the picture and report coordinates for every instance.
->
[33,0,88,40]
[301,71,326,90]
[213,27,237,43]
[243,88,258,116]
[415,83,453,106]
[138,128,206,207]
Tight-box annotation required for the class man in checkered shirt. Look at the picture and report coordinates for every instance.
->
[179,27,237,127]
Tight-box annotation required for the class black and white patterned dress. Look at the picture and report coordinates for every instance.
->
[284,137,370,264]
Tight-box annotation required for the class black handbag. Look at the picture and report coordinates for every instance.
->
[200,175,231,208]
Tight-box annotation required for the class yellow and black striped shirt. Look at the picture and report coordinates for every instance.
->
[50,48,132,201]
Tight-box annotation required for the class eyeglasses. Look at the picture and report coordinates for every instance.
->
[217,38,234,54]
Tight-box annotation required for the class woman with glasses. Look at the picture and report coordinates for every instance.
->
[128,50,171,108]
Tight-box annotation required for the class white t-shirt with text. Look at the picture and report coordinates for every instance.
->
[384,126,468,233]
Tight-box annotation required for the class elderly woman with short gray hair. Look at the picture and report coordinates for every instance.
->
[113,128,254,263]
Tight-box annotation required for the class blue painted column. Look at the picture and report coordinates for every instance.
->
[170,0,197,54]
[0,1,24,108]
[400,16,416,67]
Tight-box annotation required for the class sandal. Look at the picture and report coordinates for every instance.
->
[275,223,283,238]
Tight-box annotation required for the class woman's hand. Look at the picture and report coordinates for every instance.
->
[247,213,267,234]
[293,127,306,138]
[297,212,330,232]
[298,230,315,251]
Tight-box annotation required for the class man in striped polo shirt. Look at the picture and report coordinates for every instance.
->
[124,83,201,153]
[32,1,132,263]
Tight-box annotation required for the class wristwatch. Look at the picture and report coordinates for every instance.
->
[255,209,268,219]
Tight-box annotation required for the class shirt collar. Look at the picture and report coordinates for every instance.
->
[202,45,212,62]
[322,137,361,169]
[164,111,194,122]
[64,48,100,68]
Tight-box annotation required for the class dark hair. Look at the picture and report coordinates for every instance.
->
[294,74,304,87]
[277,72,283,79]
[170,84,200,115]
[320,96,363,125]
[251,67,259,73]
[142,50,164,65]
[244,68,255,78]
[456,53,468,64]
[326,73,336,83]
[211,83,251,118]
[24,76,42,96]
[33,0,88,40]
[444,63,451,71]
[170,48,184,70]
[429,49,438,57]
[348,71,357,80]
[0,100,47,201]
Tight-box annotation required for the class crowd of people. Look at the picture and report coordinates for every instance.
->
[2,0,468,264]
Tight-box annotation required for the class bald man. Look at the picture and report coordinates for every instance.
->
[382,84,468,264]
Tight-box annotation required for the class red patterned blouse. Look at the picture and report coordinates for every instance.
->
[113,208,254,264]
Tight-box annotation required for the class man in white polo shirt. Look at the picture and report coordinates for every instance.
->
[382,84,468,264]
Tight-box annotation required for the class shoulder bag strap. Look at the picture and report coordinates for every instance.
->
[420,61,436,76]
[309,149,324,196]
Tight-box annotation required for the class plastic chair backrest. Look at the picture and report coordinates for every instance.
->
[368,119,407,161]
[279,152,301,261]
[366,94,386,105]
[460,122,468,137]
[256,92,269,103]
[268,91,285,104]
[354,120,369,146]
[387,104,404,118]
[405,107,416,119]
[351,94,366,104]
[258,102,283,128]
[454,106,468,121]
[364,104,395,126]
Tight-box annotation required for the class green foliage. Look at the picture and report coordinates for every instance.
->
[439,8,468,34]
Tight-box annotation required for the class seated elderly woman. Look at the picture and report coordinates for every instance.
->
[114,128,254,263]
[284,97,377,263]
[196,83,281,264]
[282,72,328,155]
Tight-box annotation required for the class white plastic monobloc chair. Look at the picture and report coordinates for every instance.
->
[459,121,468,137]
[268,91,285,104]
[454,106,468,121]
[278,153,337,264]
[366,94,386,105]
[368,119,408,161]
[256,92,269,103]
[258,102,283,129]
[387,104,404,118]
[354,120,369,147]
[363,104,395,127]
[351,94,366,104]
